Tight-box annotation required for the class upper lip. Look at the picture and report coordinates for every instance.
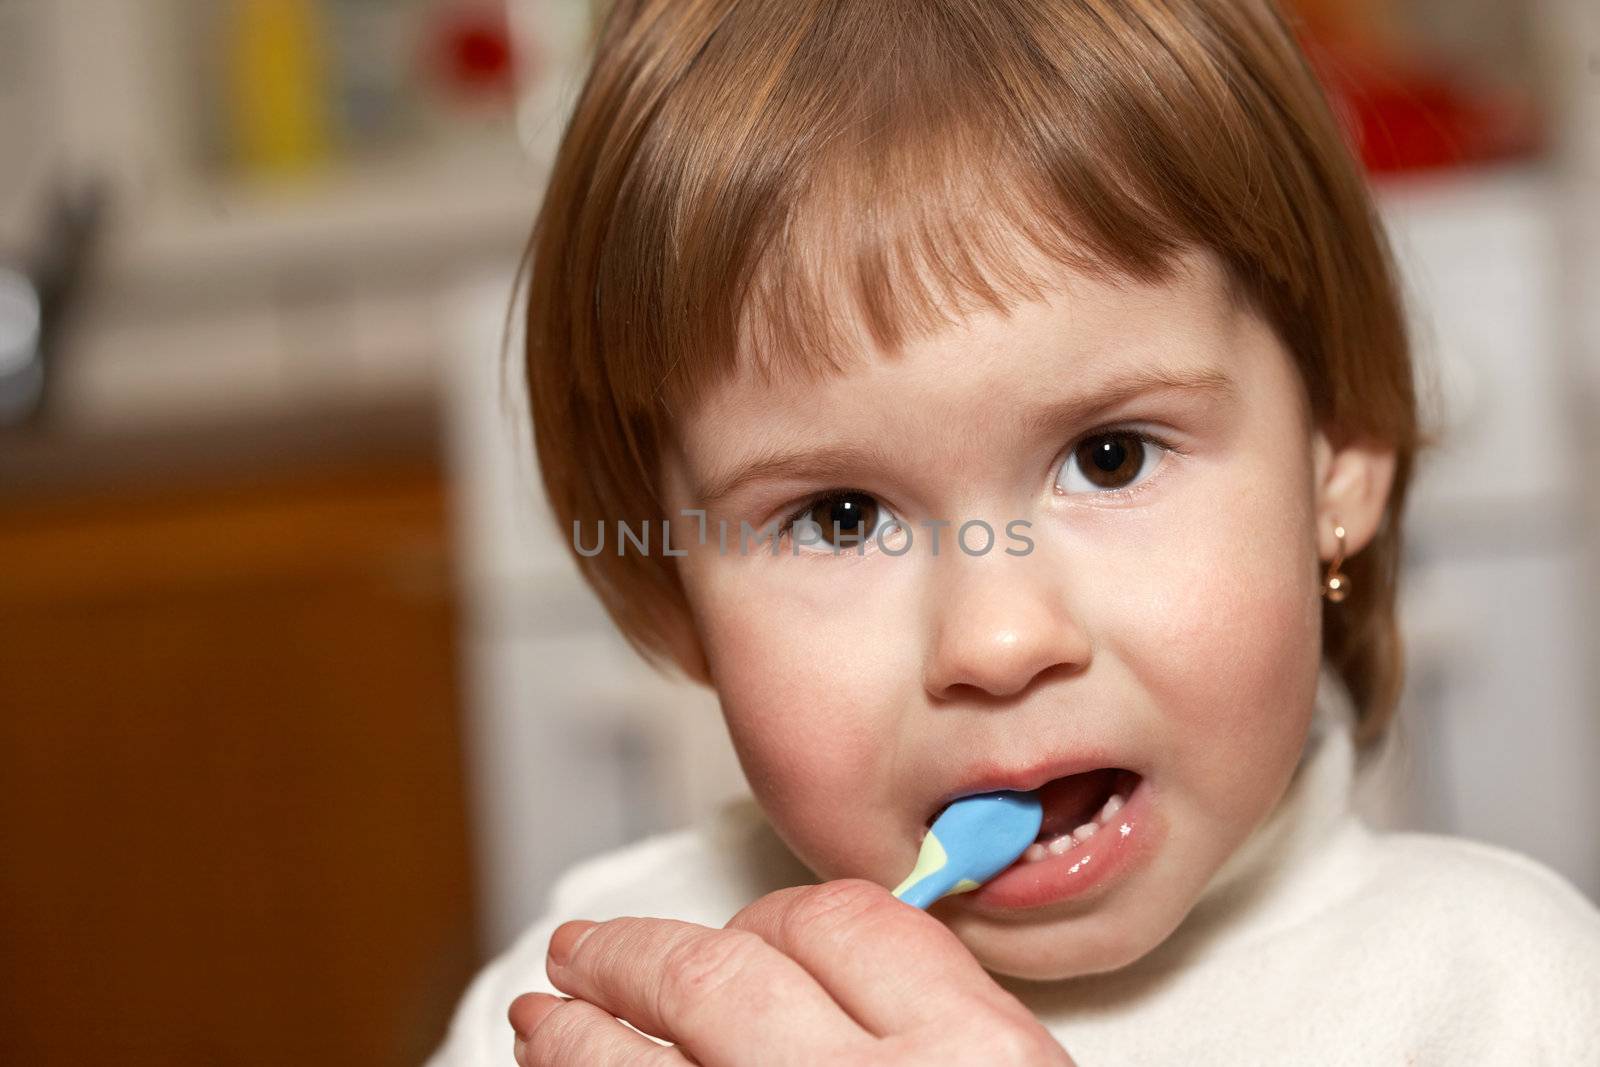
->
[922,749,1133,828]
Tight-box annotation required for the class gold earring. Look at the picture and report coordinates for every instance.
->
[1322,520,1349,603]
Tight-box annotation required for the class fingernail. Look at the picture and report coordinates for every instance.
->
[513,1035,527,1065]
[547,920,597,968]
[509,992,562,1038]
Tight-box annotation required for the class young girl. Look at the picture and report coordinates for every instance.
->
[430,0,1600,1062]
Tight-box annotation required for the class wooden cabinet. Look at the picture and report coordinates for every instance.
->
[0,424,480,1066]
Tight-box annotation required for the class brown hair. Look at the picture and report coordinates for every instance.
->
[518,0,1430,747]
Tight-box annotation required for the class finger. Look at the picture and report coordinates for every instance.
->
[509,992,569,1037]
[726,879,1019,1036]
[545,916,869,1067]
[514,995,695,1067]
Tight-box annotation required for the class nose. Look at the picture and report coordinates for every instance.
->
[922,544,1091,703]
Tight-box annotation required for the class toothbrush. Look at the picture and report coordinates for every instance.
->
[891,790,1042,909]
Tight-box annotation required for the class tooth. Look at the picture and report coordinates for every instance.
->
[1072,821,1099,843]
[1100,794,1124,820]
[1024,843,1048,863]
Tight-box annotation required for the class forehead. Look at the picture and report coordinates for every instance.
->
[673,246,1244,464]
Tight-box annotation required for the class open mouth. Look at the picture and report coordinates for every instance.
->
[911,765,1154,910]
[919,766,1143,849]
[1024,767,1141,861]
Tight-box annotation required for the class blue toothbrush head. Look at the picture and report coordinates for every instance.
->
[891,790,1042,909]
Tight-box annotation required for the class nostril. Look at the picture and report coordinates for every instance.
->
[929,659,1088,708]
[933,680,1012,706]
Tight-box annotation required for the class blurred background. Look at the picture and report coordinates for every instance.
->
[0,1,1594,1064]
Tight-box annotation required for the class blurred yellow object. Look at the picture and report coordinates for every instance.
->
[228,0,331,175]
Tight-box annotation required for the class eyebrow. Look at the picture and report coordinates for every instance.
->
[1017,365,1237,437]
[691,364,1237,510]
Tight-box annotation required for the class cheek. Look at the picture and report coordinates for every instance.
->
[691,567,909,873]
[1113,468,1320,814]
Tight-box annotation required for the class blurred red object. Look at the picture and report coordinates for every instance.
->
[426,3,515,100]
[1297,34,1543,174]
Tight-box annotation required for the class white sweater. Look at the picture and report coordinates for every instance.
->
[426,669,1600,1065]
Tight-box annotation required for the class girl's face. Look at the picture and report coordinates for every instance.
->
[659,247,1330,979]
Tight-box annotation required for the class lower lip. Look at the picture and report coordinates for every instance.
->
[963,774,1164,912]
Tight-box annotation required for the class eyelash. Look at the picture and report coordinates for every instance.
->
[776,487,883,549]
[774,424,1184,545]
[1058,427,1185,504]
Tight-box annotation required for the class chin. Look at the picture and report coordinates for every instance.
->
[951,906,1178,983]
[972,934,1152,985]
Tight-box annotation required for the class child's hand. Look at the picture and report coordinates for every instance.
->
[508,878,1075,1066]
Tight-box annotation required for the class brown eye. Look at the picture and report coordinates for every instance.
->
[791,491,888,548]
[1058,431,1167,494]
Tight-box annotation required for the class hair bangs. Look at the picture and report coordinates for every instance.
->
[596,0,1275,432]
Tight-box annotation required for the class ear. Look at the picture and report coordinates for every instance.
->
[1311,423,1397,562]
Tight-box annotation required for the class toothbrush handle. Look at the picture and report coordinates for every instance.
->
[893,874,951,910]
